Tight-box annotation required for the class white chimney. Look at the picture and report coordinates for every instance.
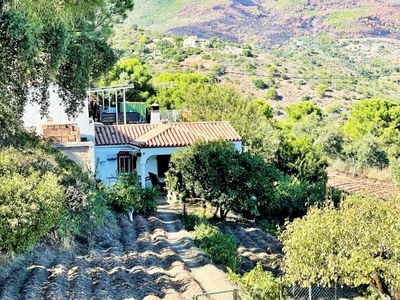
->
[150,103,161,124]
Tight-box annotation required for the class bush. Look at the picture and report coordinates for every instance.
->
[253,79,268,89]
[105,172,158,215]
[193,222,241,272]
[228,262,281,300]
[178,211,203,231]
[0,172,65,253]
[266,88,279,100]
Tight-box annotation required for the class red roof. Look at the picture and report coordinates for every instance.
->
[95,122,242,148]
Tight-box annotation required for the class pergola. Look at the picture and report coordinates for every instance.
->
[86,84,135,125]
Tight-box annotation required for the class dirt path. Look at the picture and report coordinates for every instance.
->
[0,197,282,299]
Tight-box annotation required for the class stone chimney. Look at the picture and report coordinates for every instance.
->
[150,103,161,124]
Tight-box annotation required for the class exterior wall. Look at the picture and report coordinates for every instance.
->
[96,142,242,187]
[95,145,138,185]
[54,142,95,174]
[233,141,242,153]
[23,85,95,142]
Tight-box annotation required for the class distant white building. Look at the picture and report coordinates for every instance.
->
[183,36,198,49]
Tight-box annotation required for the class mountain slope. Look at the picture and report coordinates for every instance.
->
[127,0,400,45]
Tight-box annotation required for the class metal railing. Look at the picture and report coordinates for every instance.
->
[193,289,240,300]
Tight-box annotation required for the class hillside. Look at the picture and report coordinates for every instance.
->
[111,25,400,112]
[127,0,400,46]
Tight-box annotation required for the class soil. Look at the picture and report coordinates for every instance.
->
[0,197,283,300]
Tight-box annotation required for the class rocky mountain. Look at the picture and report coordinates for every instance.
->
[127,0,400,46]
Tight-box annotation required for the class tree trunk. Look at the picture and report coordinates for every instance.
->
[394,287,400,300]
[371,271,392,300]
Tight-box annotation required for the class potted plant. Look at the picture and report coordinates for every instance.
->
[164,171,180,202]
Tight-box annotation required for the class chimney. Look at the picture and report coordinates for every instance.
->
[150,103,161,124]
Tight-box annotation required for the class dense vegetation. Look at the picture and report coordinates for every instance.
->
[281,194,400,299]
[1,1,400,299]
[0,132,107,252]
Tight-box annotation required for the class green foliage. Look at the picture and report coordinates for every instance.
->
[342,99,400,157]
[169,140,278,220]
[315,84,328,97]
[343,135,389,171]
[228,262,280,300]
[105,172,158,215]
[242,49,253,57]
[193,222,240,272]
[253,78,268,89]
[0,0,132,118]
[275,136,328,183]
[98,58,155,102]
[389,159,400,187]
[266,88,278,100]
[280,194,400,299]
[285,101,324,122]
[178,211,204,231]
[152,72,208,109]
[0,171,65,253]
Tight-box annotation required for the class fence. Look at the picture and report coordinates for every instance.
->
[192,284,359,300]
[286,283,359,300]
[192,289,240,300]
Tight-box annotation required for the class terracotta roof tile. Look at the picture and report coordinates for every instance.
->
[95,122,241,147]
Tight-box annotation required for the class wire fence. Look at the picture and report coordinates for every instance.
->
[286,283,360,300]
[192,284,359,300]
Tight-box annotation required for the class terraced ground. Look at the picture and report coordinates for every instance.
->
[0,198,282,300]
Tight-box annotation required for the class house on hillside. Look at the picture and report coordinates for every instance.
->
[95,105,242,187]
[182,36,199,50]
[23,85,242,186]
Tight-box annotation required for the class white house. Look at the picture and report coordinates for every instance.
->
[182,36,198,50]
[95,120,242,187]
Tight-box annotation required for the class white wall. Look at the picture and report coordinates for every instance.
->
[23,85,94,142]
[95,145,137,185]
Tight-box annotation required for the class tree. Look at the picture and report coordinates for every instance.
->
[98,58,155,102]
[167,140,278,219]
[275,135,328,183]
[0,0,133,118]
[285,101,324,122]
[280,194,400,300]
[344,135,389,172]
[342,99,400,156]
[181,84,279,161]
[152,72,208,109]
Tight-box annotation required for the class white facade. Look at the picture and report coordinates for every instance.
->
[95,141,242,187]
[23,85,95,142]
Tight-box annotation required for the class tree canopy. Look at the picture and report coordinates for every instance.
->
[166,139,278,219]
[0,0,133,118]
[280,194,400,300]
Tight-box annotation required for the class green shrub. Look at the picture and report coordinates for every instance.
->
[193,222,240,272]
[228,262,281,300]
[0,172,65,253]
[266,88,279,100]
[105,172,158,215]
[178,211,203,231]
[253,79,268,90]
[201,54,211,60]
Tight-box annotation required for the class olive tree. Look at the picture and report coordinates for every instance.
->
[167,139,278,219]
[280,194,400,300]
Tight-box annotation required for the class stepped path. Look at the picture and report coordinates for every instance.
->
[2,196,286,299]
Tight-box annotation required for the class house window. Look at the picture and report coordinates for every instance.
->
[118,155,131,174]
[117,151,137,174]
